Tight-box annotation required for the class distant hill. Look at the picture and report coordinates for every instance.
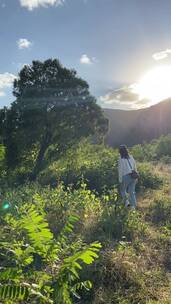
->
[103,98,171,147]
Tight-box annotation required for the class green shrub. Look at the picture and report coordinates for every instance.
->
[98,190,147,242]
[0,188,101,303]
[131,134,171,162]
[155,134,171,158]
[38,142,164,195]
[131,142,157,162]
[0,182,103,238]
[0,143,5,163]
[38,141,118,194]
[160,155,171,164]
[6,166,31,186]
[137,162,163,190]
[123,210,147,240]
[150,194,171,228]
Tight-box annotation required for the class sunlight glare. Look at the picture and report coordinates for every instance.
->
[131,65,171,105]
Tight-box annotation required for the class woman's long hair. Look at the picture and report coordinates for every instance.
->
[119,145,129,159]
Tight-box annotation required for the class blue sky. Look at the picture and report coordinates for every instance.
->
[1,0,171,110]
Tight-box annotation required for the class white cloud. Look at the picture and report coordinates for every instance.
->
[19,0,64,10]
[80,54,94,65]
[17,38,32,49]
[0,73,16,97]
[0,91,6,97]
[100,85,149,110]
[152,49,171,61]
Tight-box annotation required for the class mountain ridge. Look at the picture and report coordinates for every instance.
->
[103,98,171,147]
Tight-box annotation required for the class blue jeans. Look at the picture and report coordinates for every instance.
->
[120,174,137,207]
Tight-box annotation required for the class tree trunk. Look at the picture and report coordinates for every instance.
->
[29,132,51,181]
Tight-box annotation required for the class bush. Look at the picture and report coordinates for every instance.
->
[131,135,171,162]
[38,142,163,195]
[155,134,171,158]
[98,189,147,243]
[150,194,171,229]
[131,142,157,162]
[137,162,163,190]
[38,141,118,194]
[0,182,103,238]
[160,155,171,164]
[0,184,102,304]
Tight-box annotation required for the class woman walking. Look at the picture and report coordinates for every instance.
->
[118,145,138,209]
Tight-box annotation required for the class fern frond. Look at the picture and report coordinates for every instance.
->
[71,280,92,299]
[54,242,101,303]
[64,242,101,267]
[0,284,53,303]
[0,284,28,301]
[54,282,73,304]
[57,242,101,286]
[78,280,92,291]
[19,205,53,256]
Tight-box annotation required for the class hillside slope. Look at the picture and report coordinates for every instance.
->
[86,163,171,304]
[104,99,171,147]
[1,140,171,304]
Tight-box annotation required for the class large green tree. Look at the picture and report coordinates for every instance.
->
[3,59,108,179]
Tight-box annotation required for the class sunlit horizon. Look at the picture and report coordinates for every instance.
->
[131,65,171,107]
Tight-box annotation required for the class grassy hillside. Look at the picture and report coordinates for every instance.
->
[0,137,171,303]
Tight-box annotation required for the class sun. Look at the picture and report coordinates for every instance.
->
[132,65,171,106]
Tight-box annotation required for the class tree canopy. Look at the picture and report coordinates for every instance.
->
[1,59,108,179]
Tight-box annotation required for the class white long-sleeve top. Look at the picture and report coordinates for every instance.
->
[118,155,137,183]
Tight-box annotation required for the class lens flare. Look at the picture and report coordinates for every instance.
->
[2,201,11,210]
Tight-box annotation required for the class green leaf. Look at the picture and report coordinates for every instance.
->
[0,285,28,300]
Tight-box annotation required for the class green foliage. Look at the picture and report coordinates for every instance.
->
[131,134,171,162]
[1,123,171,303]
[123,210,147,240]
[131,141,157,162]
[0,143,5,162]
[38,140,118,193]
[147,301,171,304]
[150,194,171,231]
[0,144,6,186]
[0,285,29,301]
[160,155,171,164]
[39,141,164,194]
[137,162,163,190]
[2,59,108,178]
[0,193,101,303]
[99,197,147,242]
[19,204,53,257]
[155,134,171,158]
